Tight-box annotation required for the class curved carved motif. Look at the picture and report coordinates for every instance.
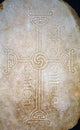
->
[3,48,17,74]
[31,17,49,26]
[30,109,47,120]
[31,52,48,70]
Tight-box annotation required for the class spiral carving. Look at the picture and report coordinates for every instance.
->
[31,52,48,70]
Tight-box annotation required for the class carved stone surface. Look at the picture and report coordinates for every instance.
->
[0,0,80,130]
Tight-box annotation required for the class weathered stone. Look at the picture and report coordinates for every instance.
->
[0,0,80,130]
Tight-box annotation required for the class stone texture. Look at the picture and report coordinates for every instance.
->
[0,0,80,130]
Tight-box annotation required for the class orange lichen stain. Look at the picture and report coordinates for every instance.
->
[0,3,3,10]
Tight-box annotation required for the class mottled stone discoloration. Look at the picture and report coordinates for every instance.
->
[0,0,80,130]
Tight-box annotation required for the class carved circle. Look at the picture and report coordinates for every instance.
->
[31,52,48,70]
